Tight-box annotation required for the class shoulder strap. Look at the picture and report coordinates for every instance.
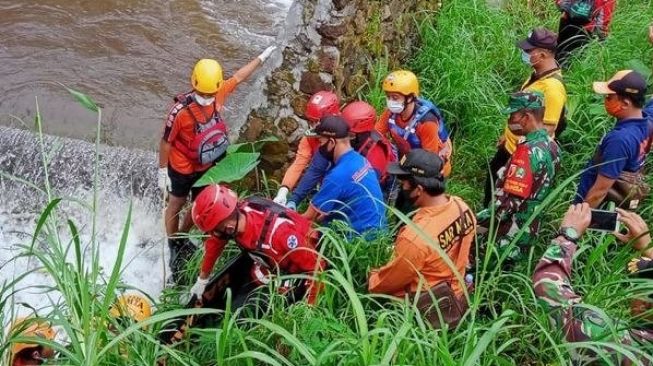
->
[522,68,564,90]
[357,132,382,157]
[244,197,289,251]
[406,98,449,141]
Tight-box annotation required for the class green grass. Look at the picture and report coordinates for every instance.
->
[3,0,653,365]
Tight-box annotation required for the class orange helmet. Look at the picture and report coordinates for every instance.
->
[341,101,377,133]
[305,91,340,123]
[192,185,239,232]
[109,294,153,323]
[9,317,55,360]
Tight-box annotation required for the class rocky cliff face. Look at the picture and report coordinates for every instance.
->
[240,0,440,177]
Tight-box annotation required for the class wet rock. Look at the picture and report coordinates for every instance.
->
[381,5,392,21]
[317,22,346,41]
[345,70,367,96]
[353,10,367,35]
[259,141,289,171]
[332,0,348,11]
[241,115,266,142]
[317,46,340,73]
[278,117,299,136]
[291,94,309,117]
[299,71,333,94]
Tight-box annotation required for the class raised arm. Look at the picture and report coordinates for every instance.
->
[232,46,277,83]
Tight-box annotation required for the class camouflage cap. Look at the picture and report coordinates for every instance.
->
[502,91,544,114]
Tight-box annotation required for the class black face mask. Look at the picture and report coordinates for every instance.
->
[319,139,335,161]
[401,186,419,205]
[351,132,371,151]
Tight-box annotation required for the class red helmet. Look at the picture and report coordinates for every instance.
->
[341,101,376,133]
[305,91,340,123]
[192,184,239,232]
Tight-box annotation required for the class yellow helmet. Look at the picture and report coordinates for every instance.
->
[191,59,223,94]
[109,294,152,323]
[9,317,56,357]
[382,70,419,96]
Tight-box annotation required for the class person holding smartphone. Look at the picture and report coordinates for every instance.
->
[533,203,653,364]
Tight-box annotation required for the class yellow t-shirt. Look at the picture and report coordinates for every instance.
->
[503,70,567,154]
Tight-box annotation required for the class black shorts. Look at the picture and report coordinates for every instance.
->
[168,166,208,201]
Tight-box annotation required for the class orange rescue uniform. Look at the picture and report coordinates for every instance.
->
[368,196,475,297]
[164,77,238,175]
[281,136,321,189]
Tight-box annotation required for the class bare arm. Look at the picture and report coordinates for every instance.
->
[584,174,616,208]
[159,139,171,168]
[232,57,263,84]
[302,204,322,221]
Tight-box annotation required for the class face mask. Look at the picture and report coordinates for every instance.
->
[195,93,215,106]
[319,140,335,161]
[521,50,532,65]
[508,123,523,132]
[604,97,623,117]
[508,113,527,135]
[387,99,405,114]
[401,186,420,205]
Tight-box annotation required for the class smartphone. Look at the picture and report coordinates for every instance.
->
[588,209,619,232]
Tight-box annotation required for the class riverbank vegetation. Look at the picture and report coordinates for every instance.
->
[2,0,653,365]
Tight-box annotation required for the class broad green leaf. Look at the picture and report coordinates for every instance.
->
[64,86,99,112]
[227,135,279,154]
[194,152,260,187]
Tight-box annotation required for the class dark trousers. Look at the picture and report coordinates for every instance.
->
[483,144,511,207]
[555,17,591,67]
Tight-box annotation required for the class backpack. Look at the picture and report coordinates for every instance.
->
[560,0,595,23]
[357,131,396,182]
[171,93,230,165]
[243,196,312,251]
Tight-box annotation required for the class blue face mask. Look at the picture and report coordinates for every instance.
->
[521,50,532,65]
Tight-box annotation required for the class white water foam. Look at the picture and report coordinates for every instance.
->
[0,187,168,318]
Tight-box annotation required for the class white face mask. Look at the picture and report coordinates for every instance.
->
[508,123,522,133]
[387,99,405,114]
[194,93,215,106]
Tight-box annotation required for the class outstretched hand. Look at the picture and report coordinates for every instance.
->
[560,203,592,237]
[258,45,278,63]
[615,208,652,251]
[648,24,653,45]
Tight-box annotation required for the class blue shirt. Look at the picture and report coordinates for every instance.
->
[311,149,386,235]
[290,150,331,205]
[575,117,650,203]
[644,98,653,120]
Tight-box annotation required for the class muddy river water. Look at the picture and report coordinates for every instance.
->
[0,0,292,149]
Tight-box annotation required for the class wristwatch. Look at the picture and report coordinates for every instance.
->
[558,227,580,243]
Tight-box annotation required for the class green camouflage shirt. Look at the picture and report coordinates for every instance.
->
[492,128,560,258]
[534,238,653,364]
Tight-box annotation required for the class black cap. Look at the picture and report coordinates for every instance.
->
[387,149,444,185]
[307,115,350,138]
[517,28,558,51]
[593,70,647,102]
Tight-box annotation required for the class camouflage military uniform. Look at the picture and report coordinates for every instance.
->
[486,128,560,259]
[534,237,653,364]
